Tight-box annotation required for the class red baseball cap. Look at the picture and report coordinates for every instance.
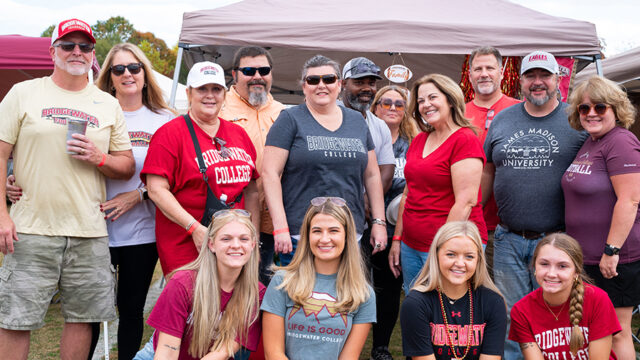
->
[51,18,96,45]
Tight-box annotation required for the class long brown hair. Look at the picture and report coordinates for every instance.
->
[533,233,591,356]
[409,74,477,134]
[96,43,175,115]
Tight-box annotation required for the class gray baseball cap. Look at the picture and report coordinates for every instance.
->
[520,51,559,75]
[342,57,382,80]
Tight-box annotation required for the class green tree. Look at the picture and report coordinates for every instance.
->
[130,31,175,77]
[41,25,54,37]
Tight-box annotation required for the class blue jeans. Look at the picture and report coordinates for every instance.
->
[278,235,299,266]
[133,333,251,359]
[493,225,540,360]
[400,242,429,295]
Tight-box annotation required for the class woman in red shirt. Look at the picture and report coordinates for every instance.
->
[389,74,487,293]
[509,233,621,359]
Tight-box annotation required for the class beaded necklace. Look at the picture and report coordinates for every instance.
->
[437,283,474,360]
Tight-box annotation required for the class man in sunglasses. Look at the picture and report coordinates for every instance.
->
[0,18,134,360]
[481,50,587,360]
[220,46,284,285]
[340,57,395,192]
[464,46,520,280]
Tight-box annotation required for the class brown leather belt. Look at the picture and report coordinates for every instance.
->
[499,223,564,240]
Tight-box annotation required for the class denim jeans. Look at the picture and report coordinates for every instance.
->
[132,332,251,359]
[400,242,429,295]
[493,224,540,360]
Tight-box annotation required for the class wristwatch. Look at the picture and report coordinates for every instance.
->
[141,188,150,201]
[371,218,386,226]
[604,244,620,256]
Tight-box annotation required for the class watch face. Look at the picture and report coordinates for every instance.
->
[605,245,620,256]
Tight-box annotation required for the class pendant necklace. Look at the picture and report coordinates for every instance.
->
[438,283,474,360]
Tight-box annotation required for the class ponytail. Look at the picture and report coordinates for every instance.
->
[568,276,585,355]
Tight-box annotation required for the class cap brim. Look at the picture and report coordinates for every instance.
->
[347,72,383,80]
[188,79,227,90]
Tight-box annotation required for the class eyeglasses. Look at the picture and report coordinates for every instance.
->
[213,136,230,159]
[310,196,347,207]
[378,98,406,111]
[236,67,272,76]
[577,103,610,116]
[212,209,251,219]
[110,63,144,76]
[484,109,495,130]
[53,41,95,53]
[304,74,339,86]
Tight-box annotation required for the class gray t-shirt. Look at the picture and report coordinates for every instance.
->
[261,271,376,360]
[365,110,395,165]
[484,102,587,232]
[266,103,374,235]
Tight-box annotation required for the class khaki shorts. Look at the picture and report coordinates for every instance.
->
[0,233,116,330]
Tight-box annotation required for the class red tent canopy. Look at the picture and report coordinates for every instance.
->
[0,35,53,100]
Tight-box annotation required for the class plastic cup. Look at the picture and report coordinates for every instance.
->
[66,119,88,154]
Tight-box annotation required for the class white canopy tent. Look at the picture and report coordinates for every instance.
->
[574,47,640,94]
[170,0,602,105]
[152,69,188,113]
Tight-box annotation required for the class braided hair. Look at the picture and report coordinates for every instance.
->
[533,233,591,356]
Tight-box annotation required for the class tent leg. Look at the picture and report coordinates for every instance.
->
[595,58,603,76]
[169,46,185,109]
[103,321,109,359]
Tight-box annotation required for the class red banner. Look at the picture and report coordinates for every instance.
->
[556,57,575,102]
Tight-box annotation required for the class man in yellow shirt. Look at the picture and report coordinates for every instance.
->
[0,18,134,360]
[220,46,285,285]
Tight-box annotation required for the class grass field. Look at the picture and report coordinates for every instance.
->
[1,253,638,359]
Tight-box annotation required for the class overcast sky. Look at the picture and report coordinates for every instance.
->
[1,0,637,57]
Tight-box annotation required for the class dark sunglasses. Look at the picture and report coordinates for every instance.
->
[110,63,144,76]
[378,98,406,111]
[577,103,610,116]
[213,136,230,159]
[304,74,338,86]
[53,41,94,53]
[310,196,347,207]
[236,66,271,76]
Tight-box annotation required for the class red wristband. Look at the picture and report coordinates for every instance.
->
[392,235,402,241]
[97,153,106,167]
[186,221,198,235]
[273,227,289,236]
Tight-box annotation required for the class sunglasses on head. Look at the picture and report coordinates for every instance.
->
[378,98,406,111]
[213,136,231,159]
[110,63,143,76]
[53,41,94,53]
[212,209,251,220]
[304,74,338,86]
[310,196,347,207]
[577,103,610,116]
[236,66,272,76]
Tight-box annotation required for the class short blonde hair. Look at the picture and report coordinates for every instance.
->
[409,74,477,134]
[412,221,501,296]
[567,75,636,130]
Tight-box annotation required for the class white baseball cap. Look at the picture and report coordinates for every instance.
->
[520,51,559,75]
[187,62,227,89]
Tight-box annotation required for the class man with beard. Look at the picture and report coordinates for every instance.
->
[465,46,520,279]
[0,18,134,359]
[481,51,587,360]
[220,46,284,285]
[340,57,394,192]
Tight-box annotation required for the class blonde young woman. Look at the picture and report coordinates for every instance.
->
[147,209,265,360]
[509,233,621,359]
[261,197,376,359]
[400,221,506,360]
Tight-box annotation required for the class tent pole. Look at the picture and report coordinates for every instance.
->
[595,55,603,76]
[170,45,185,109]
